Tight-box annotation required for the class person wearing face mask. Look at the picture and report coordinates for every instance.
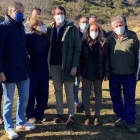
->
[47,6,82,127]
[74,16,89,113]
[78,22,110,126]
[24,8,42,34]
[0,2,35,139]
[107,15,137,37]
[26,16,49,124]
[107,16,139,134]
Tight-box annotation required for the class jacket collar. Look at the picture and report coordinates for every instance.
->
[111,31,130,42]
[5,14,25,23]
[50,19,74,28]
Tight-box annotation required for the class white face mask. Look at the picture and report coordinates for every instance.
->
[90,32,98,39]
[114,26,125,35]
[55,15,64,24]
[37,25,47,33]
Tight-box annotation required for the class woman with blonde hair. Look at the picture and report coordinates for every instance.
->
[78,22,110,126]
[26,15,49,124]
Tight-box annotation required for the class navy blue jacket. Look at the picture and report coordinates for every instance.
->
[0,15,30,83]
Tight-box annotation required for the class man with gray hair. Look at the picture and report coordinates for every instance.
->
[107,16,139,134]
[107,15,137,37]
[0,2,35,139]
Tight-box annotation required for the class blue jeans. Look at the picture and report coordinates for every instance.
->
[2,78,30,131]
[109,73,136,125]
[26,72,49,119]
[73,78,84,105]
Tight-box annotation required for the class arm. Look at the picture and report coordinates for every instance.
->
[0,24,7,82]
[104,41,110,79]
[134,37,140,76]
[70,26,82,76]
[0,24,7,73]
[71,26,82,68]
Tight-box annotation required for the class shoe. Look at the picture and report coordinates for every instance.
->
[90,95,95,101]
[37,115,48,123]
[66,116,74,127]
[125,123,137,134]
[80,104,84,109]
[94,116,100,126]
[16,123,36,131]
[75,104,78,114]
[115,119,125,127]
[53,114,63,124]
[85,115,90,125]
[6,129,18,139]
[28,118,36,124]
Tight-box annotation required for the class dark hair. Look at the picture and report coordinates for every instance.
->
[51,6,66,16]
[32,7,42,13]
[90,15,97,19]
[79,16,89,22]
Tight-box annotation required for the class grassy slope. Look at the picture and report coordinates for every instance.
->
[0,81,140,140]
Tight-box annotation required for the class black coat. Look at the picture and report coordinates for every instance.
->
[78,39,110,79]
[0,15,30,83]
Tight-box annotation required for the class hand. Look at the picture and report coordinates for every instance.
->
[78,76,82,81]
[104,77,108,81]
[0,72,6,82]
[70,67,77,76]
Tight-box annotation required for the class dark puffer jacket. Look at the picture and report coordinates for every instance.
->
[78,39,110,79]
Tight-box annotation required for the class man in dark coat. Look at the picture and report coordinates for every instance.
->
[47,6,82,127]
[0,2,35,139]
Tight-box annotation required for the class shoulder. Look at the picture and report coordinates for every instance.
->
[128,31,138,40]
[26,33,34,39]
[107,35,113,41]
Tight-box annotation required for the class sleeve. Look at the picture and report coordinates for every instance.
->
[72,26,82,67]
[104,41,110,78]
[0,24,7,73]
[134,37,140,75]
[26,34,31,55]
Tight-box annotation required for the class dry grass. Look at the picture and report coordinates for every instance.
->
[0,81,140,140]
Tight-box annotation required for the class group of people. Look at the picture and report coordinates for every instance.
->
[0,1,139,139]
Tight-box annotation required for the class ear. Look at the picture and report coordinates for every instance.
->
[9,10,12,16]
[112,27,114,30]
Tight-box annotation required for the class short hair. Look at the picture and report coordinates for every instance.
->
[51,6,66,16]
[8,2,24,15]
[32,7,42,13]
[79,16,89,22]
[30,15,42,32]
[90,15,97,19]
[116,15,126,23]
[111,16,125,27]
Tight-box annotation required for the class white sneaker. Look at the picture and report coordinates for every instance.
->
[16,123,36,131]
[6,129,18,139]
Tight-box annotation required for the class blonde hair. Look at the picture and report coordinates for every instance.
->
[30,15,43,32]
[8,2,24,15]
[83,22,105,43]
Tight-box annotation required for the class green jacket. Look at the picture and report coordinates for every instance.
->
[107,31,140,75]
[46,20,82,82]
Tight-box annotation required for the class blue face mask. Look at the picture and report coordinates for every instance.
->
[80,23,89,31]
[14,13,24,22]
